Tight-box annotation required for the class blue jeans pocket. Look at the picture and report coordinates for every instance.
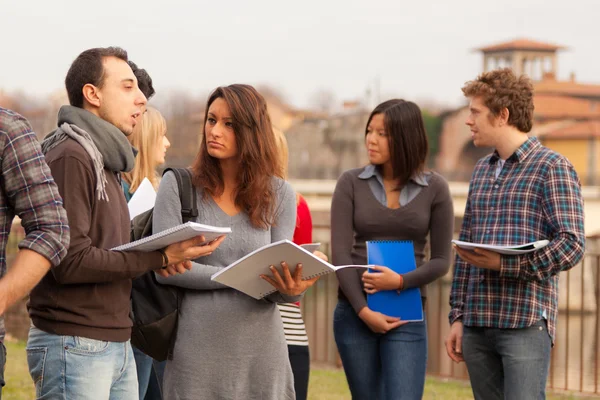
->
[386,321,427,342]
[66,336,110,355]
[26,347,48,398]
[333,302,352,322]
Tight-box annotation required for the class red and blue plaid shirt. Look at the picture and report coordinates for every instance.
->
[0,108,69,279]
[449,137,585,342]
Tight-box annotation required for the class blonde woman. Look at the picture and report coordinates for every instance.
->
[123,106,170,400]
[123,107,171,200]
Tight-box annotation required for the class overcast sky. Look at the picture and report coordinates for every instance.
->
[1,0,597,109]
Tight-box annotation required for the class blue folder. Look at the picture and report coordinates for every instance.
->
[366,240,423,321]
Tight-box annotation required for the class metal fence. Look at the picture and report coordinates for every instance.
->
[5,216,600,394]
[301,229,600,395]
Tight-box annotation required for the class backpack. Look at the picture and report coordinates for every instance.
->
[129,167,198,361]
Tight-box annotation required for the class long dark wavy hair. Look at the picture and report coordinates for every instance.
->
[191,84,283,229]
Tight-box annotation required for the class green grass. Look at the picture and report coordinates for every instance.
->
[308,368,589,400]
[4,340,34,399]
[3,340,591,399]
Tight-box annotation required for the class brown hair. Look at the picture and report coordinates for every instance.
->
[65,47,129,108]
[365,99,429,188]
[462,68,534,133]
[191,84,283,229]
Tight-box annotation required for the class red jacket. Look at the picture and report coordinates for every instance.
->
[293,194,312,245]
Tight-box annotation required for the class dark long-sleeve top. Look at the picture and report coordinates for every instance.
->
[331,167,454,314]
[28,138,162,342]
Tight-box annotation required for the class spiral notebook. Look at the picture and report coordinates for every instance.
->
[451,239,550,255]
[112,222,231,252]
[211,239,370,299]
[366,240,423,322]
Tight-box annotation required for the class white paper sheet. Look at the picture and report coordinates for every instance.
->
[128,178,157,220]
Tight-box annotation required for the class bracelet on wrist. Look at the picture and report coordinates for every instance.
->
[396,274,404,293]
[157,249,169,268]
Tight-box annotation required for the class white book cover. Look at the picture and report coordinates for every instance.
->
[211,239,369,299]
[112,222,231,252]
[451,239,550,255]
[127,178,156,220]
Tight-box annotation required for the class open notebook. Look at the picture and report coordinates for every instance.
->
[211,240,370,299]
[112,222,231,252]
[451,239,550,255]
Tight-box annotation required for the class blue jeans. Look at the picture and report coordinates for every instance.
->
[333,300,427,400]
[133,346,166,400]
[26,326,138,399]
[462,319,552,400]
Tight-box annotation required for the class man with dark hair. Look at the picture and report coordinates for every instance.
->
[128,60,155,100]
[445,68,585,400]
[0,108,69,399]
[26,46,223,398]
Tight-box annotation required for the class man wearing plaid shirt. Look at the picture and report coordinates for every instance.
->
[445,69,585,400]
[0,108,70,398]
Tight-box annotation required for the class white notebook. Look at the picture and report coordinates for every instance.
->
[452,239,550,255]
[299,243,321,253]
[113,222,231,252]
[211,239,370,299]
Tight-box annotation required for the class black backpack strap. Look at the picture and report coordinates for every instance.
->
[161,167,198,361]
[163,168,198,223]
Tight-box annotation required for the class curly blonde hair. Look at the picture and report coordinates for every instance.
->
[462,68,534,133]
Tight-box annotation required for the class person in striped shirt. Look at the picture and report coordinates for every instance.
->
[273,128,323,400]
[446,68,585,400]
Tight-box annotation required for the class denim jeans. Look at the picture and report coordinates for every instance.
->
[333,300,427,400]
[462,319,552,400]
[133,346,166,400]
[26,326,138,399]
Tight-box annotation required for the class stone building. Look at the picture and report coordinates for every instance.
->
[436,38,600,184]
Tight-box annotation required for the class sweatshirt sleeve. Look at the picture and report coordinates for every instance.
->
[47,154,162,284]
[401,175,454,289]
[332,171,368,314]
[264,181,302,303]
[152,171,229,290]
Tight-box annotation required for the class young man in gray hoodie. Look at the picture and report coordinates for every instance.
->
[26,47,225,399]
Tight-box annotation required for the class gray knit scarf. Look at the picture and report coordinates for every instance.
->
[42,105,136,201]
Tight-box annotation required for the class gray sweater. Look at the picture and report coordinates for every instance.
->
[153,171,299,400]
[332,168,454,314]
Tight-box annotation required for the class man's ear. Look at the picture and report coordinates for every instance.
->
[498,107,510,126]
[82,83,101,108]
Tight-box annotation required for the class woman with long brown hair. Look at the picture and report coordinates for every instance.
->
[152,84,314,399]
